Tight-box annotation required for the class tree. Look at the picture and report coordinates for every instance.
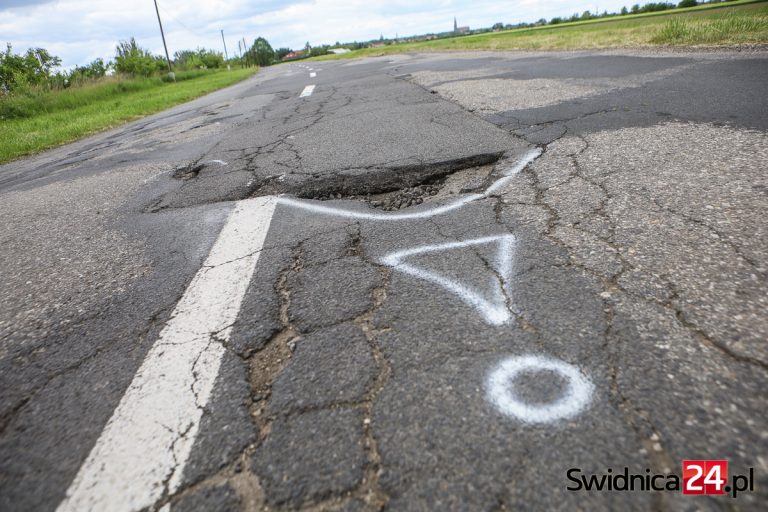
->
[249,37,275,66]
[0,43,62,92]
[582,10,593,20]
[631,4,640,13]
[621,6,629,15]
[492,22,504,30]
[678,0,697,7]
[309,45,329,57]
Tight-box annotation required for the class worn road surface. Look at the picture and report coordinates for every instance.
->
[1,50,767,511]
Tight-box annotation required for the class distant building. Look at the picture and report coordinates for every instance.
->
[281,50,306,61]
[453,17,469,34]
[328,48,350,54]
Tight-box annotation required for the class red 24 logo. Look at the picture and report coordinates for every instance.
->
[682,460,728,495]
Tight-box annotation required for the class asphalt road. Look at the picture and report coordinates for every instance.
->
[1,50,767,512]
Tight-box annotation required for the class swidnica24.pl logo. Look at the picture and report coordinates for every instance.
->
[567,460,755,498]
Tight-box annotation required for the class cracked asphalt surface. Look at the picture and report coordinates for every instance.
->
[1,50,767,511]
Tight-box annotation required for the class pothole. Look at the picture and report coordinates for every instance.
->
[311,162,495,211]
[172,163,204,181]
[147,152,506,212]
[258,153,503,203]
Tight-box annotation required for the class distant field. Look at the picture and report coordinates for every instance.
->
[310,0,768,61]
[0,67,258,164]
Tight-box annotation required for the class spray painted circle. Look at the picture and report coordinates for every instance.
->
[486,355,594,424]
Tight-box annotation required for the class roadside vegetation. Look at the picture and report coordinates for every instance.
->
[0,38,262,163]
[0,38,258,162]
[0,68,256,163]
[309,0,768,61]
[0,33,300,163]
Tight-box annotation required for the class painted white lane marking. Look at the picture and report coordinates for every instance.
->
[57,196,278,512]
[300,85,316,97]
[487,355,594,424]
[310,72,316,78]
[278,148,541,221]
[381,235,516,325]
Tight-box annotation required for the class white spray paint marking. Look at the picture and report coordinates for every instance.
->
[484,148,542,195]
[278,148,541,221]
[300,85,316,97]
[381,235,516,325]
[279,193,482,221]
[486,355,594,424]
[204,159,228,166]
[310,72,317,78]
[56,196,278,512]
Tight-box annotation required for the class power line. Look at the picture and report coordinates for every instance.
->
[156,2,212,41]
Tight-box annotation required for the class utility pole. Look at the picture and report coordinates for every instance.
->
[242,37,248,67]
[221,29,232,71]
[153,0,173,75]
[221,30,230,69]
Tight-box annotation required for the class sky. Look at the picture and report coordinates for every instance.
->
[1,0,633,69]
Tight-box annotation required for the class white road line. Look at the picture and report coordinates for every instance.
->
[56,196,278,512]
[300,84,316,97]
[278,148,542,221]
[310,72,316,78]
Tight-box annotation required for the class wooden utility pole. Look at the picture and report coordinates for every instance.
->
[153,0,173,73]
[220,30,229,61]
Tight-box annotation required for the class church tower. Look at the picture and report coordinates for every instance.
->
[454,17,458,32]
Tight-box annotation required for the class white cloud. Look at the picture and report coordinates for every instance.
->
[1,0,631,68]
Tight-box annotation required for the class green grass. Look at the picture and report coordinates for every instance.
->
[0,67,258,163]
[309,0,768,61]
[652,9,768,43]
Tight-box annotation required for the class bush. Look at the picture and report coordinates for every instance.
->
[114,38,166,76]
[174,48,225,70]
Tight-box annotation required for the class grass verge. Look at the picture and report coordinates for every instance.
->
[309,0,768,61]
[0,67,258,164]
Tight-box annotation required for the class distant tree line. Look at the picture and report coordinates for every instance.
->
[544,1,709,26]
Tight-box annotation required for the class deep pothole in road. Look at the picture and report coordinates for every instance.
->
[173,164,203,180]
[261,152,504,201]
[312,161,496,211]
[151,152,504,212]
